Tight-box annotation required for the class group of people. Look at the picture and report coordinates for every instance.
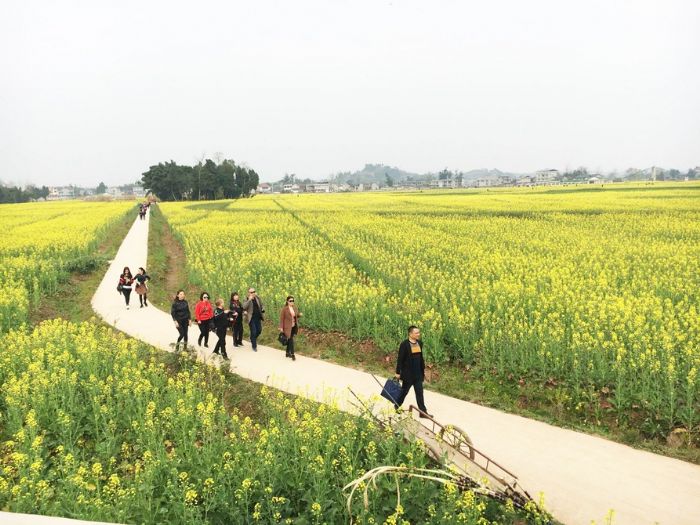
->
[138,201,151,220]
[170,288,302,361]
[117,267,151,309]
[116,271,430,416]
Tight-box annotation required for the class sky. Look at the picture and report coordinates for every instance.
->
[1,0,698,187]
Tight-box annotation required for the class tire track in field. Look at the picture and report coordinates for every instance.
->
[271,199,408,299]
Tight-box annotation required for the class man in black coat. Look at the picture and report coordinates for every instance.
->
[394,325,432,418]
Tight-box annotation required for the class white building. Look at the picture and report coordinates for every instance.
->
[534,169,559,184]
[497,175,516,186]
[107,187,123,198]
[47,186,75,200]
[282,184,300,193]
[430,179,458,189]
[309,182,330,193]
[474,178,498,188]
[256,183,272,194]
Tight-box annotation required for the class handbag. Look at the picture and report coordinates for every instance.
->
[117,283,123,294]
[278,332,288,346]
[380,378,402,405]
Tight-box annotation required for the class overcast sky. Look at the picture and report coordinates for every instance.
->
[1,0,698,187]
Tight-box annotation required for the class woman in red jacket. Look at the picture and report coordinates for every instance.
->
[194,291,214,347]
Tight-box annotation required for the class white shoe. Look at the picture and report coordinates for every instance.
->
[126,305,130,310]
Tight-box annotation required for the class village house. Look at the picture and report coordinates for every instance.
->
[47,186,75,200]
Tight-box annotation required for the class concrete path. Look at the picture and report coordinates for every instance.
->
[0,513,116,525]
[86,211,700,525]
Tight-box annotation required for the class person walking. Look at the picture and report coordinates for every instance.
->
[119,267,134,309]
[229,292,244,347]
[134,267,150,308]
[194,292,214,347]
[394,325,432,418]
[212,298,230,359]
[279,295,302,361]
[242,288,264,351]
[171,290,191,350]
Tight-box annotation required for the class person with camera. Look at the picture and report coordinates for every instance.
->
[279,295,302,360]
[242,287,264,351]
[229,292,244,346]
[394,325,432,418]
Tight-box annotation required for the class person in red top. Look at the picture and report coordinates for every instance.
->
[118,267,134,310]
[194,291,214,347]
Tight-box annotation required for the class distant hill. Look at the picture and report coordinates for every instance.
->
[328,164,522,185]
[329,164,421,185]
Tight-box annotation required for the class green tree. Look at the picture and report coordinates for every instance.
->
[96,181,107,194]
[141,158,258,201]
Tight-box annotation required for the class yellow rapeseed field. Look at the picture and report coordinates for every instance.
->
[160,183,700,437]
[0,320,546,523]
[0,200,133,331]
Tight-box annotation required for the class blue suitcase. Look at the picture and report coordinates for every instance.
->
[380,378,402,405]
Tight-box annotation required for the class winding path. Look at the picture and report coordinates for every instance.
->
[90,211,700,525]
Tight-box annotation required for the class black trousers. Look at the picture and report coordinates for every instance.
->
[122,288,132,305]
[232,321,243,345]
[285,325,298,356]
[197,321,210,346]
[214,327,227,355]
[176,319,188,344]
[396,378,427,413]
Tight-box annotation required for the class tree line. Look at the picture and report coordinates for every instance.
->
[141,159,259,201]
[0,184,50,203]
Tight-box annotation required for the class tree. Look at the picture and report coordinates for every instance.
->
[438,168,453,181]
[96,181,107,194]
[141,158,259,201]
[385,173,394,187]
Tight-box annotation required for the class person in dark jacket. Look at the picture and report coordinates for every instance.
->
[212,298,230,359]
[119,267,134,309]
[242,287,264,351]
[229,292,244,347]
[134,267,150,308]
[394,325,432,418]
[171,289,191,350]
